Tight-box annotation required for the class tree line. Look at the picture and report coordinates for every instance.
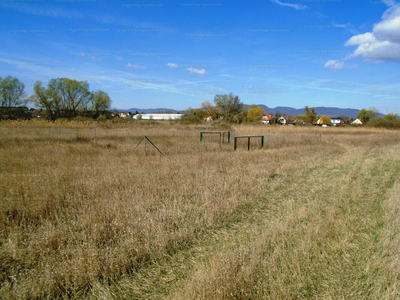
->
[0,76,111,120]
[185,93,268,123]
[2,75,399,127]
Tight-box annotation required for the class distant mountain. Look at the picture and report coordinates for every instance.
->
[122,106,384,119]
[256,105,384,119]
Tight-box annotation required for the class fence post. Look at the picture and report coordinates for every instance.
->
[144,136,146,155]
[234,137,237,151]
[261,136,264,148]
[248,137,251,150]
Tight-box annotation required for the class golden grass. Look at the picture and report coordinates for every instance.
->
[1,120,400,299]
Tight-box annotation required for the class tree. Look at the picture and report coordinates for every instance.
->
[384,113,398,121]
[90,90,111,118]
[338,115,351,124]
[0,76,26,108]
[356,109,377,124]
[294,114,307,124]
[31,78,111,120]
[304,106,317,124]
[319,115,332,125]
[201,101,219,120]
[213,93,243,122]
[0,76,27,119]
[247,104,265,123]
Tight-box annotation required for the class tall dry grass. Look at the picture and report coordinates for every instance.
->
[171,127,400,299]
[1,120,400,299]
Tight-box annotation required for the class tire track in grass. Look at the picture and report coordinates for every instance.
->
[167,145,400,299]
[89,143,400,299]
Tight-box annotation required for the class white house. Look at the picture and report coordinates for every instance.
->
[132,113,183,121]
[351,118,362,125]
[278,116,287,125]
[331,118,343,126]
[119,112,132,118]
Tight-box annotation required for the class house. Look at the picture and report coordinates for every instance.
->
[351,118,363,125]
[278,116,288,125]
[331,118,343,126]
[261,114,273,124]
[205,116,213,122]
[132,113,183,121]
[119,112,132,118]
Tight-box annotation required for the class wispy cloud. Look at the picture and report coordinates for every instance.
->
[382,0,397,7]
[167,63,179,70]
[127,63,146,69]
[269,0,307,10]
[324,60,344,71]
[187,67,209,77]
[0,2,83,19]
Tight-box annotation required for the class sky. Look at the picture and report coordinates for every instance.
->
[1,0,400,114]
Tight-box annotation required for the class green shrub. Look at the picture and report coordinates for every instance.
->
[179,115,203,125]
[367,117,400,129]
[97,115,108,122]
[211,119,232,131]
[74,116,94,122]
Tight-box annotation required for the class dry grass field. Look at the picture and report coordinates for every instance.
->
[1,120,400,299]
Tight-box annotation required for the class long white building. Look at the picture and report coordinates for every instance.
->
[132,114,184,121]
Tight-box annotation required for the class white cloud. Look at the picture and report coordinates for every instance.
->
[374,4,400,41]
[187,67,208,77]
[345,4,400,61]
[345,32,377,46]
[167,63,179,70]
[269,0,307,10]
[127,63,146,69]
[115,55,123,61]
[324,60,344,71]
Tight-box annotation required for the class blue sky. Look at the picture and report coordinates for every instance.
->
[1,0,400,114]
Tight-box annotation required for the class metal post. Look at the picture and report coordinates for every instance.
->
[200,132,203,142]
[144,136,146,155]
[234,137,237,151]
[248,137,251,150]
[261,136,264,148]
